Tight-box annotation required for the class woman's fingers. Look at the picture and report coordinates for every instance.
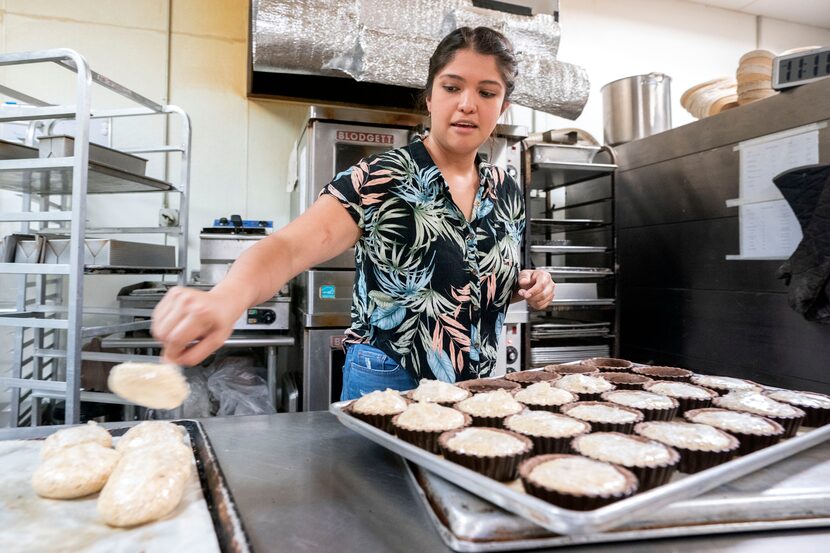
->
[526,276,556,309]
[151,286,188,339]
[152,287,235,366]
[168,330,229,367]
[522,270,551,298]
[158,310,212,362]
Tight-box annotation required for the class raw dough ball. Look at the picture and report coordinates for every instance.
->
[115,421,186,454]
[40,420,112,460]
[97,441,193,527]
[108,362,190,410]
[32,442,121,499]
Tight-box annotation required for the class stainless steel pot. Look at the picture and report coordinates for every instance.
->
[601,73,672,146]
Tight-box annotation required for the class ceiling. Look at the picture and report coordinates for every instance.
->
[685,0,830,29]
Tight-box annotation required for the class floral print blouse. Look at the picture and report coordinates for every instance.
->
[320,138,525,382]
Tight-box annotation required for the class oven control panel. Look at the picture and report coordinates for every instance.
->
[233,301,289,330]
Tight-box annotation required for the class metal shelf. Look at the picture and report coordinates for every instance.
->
[0,262,183,275]
[0,310,150,337]
[538,266,615,279]
[0,158,175,195]
[0,263,70,275]
[38,226,183,236]
[529,218,609,232]
[530,245,609,254]
[546,299,616,311]
[0,48,193,426]
[530,160,617,189]
[83,265,184,275]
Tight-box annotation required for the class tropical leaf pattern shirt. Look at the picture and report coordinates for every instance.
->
[320,138,525,382]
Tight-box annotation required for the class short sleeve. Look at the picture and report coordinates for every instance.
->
[318,164,366,227]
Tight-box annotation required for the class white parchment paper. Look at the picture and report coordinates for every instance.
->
[0,436,221,553]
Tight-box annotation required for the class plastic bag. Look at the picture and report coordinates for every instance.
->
[206,357,276,416]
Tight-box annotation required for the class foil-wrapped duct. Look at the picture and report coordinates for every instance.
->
[441,5,560,58]
[325,0,469,87]
[252,0,359,75]
[252,0,589,118]
[511,52,589,121]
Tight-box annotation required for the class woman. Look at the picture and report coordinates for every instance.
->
[151,27,555,400]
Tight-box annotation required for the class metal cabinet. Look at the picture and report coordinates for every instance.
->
[0,49,192,426]
[523,142,618,367]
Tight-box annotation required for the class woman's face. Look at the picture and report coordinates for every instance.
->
[426,48,510,157]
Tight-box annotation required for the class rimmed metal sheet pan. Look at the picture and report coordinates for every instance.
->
[405,445,830,552]
[0,419,251,553]
[330,400,830,536]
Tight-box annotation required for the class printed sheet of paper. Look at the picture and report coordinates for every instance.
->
[733,126,820,259]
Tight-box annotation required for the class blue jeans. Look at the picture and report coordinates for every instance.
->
[340,344,417,401]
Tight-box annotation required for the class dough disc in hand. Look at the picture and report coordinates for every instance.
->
[108,362,190,410]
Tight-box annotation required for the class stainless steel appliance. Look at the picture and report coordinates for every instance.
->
[292,106,423,411]
[493,301,528,376]
[117,282,290,332]
[601,73,672,146]
[291,105,528,410]
[199,215,272,285]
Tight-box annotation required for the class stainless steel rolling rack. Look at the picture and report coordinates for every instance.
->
[523,142,618,367]
[0,49,191,426]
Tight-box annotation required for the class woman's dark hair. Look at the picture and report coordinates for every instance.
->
[420,26,518,111]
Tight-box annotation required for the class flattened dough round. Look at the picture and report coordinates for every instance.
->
[32,442,121,499]
[97,441,193,527]
[116,421,186,454]
[109,362,189,410]
[40,420,112,460]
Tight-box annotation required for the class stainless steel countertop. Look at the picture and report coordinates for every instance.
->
[200,413,830,553]
[3,414,829,552]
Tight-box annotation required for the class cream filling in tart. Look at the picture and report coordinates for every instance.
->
[352,389,408,415]
[686,410,779,434]
[766,390,830,409]
[444,428,526,456]
[648,381,713,398]
[505,411,588,437]
[604,390,675,409]
[574,433,675,466]
[527,457,629,495]
[715,391,802,417]
[409,379,468,403]
[456,389,523,417]
[566,404,639,423]
[637,422,734,451]
[555,374,614,394]
[514,382,575,405]
[395,402,465,431]
[691,375,760,391]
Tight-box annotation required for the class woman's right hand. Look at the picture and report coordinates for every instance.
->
[151,286,244,366]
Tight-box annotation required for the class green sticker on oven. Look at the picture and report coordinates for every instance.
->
[320,285,335,299]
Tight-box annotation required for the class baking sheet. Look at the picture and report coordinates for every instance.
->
[331,398,830,536]
[0,420,248,553]
[407,437,830,551]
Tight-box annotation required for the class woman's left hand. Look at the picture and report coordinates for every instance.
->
[515,269,556,310]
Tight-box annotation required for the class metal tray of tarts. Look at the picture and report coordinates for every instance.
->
[330,358,830,540]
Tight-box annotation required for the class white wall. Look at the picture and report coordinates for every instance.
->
[504,0,830,141]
